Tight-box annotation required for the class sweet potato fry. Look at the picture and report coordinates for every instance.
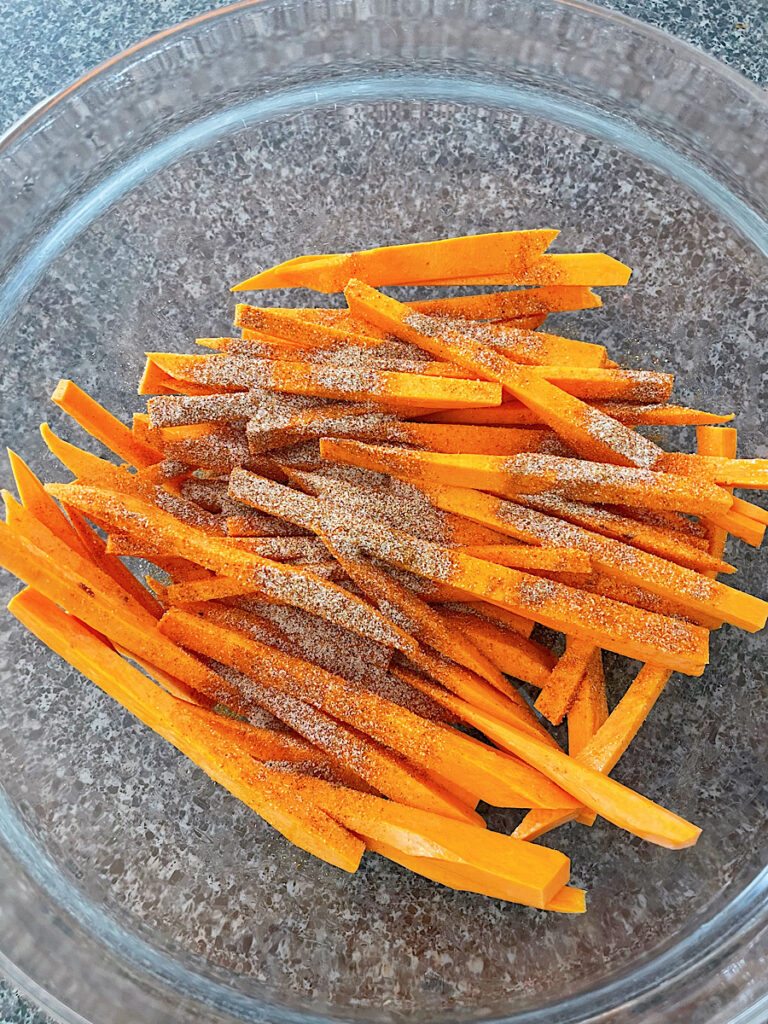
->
[47,482,419,656]
[420,401,734,428]
[231,230,560,292]
[159,606,581,811]
[407,685,700,849]
[320,441,731,518]
[52,380,162,469]
[232,466,711,671]
[147,352,504,411]
[535,638,597,726]
[407,285,602,321]
[344,281,667,469]
[8,588,365,871]
[321,462,761,635]
[567,649,609,756]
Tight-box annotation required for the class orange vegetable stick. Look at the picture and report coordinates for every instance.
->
[164,575,263,604]
[406,320,609,369]
[234,305,383,348]
[514,367,673,402]
[400,673,698,847]
[227,327,549,359]
[421,401,734,428]
[697,427,738,570]
[705,508,765,547]
[138,357,227,397]
[660,453,768,488]
[146,353,504,411]
[205,661,481,824]
[275,772,571,908]
[535,639,597,725]
[324,442,732,519]
[7,449,90,555]
[148,389,325,429]
[516,462,738,844]
[51,380,162,469]
[132,412,156,450]
[407,285,602,320]
[325,465,761,634]
[364,836,580,908]
[40,423,141,491]
[555,570,723,630]
[3,494,164,623]
[567,649,609,755]
[245,360,678,399]
[257,416,569,459]
[316,531,509,692]
[159,606,580,810]
[275,307,397,339]
[731,495,768,526]
[456,600,534,637]
[105,533,165,557]
[229,466,710,671]
[0,517,229,709]
[63,504,164,619]
[139,356,236,397]
[518,429,741,843]
[543,887,587,913]
[238,247,630,292]
[47,483,419,657]
[286,467,509,547]
[459,544,592,574]
[231,230,560,292]
[437,610,555,687]
[565,649,609,827]
[344,281,666,470]
[112,643,211,707]
[8,589,364,872]
[513,664,673,841]
[513,492,727,575]
[377,423,566,456]
[415,252,632,288]
[390,657,557,746]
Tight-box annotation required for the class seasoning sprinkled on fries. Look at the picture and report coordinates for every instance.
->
[2,230,766,913]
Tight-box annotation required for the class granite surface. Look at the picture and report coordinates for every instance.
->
[0,1,766,1023]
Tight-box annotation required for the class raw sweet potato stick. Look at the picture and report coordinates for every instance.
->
[421,401,734,428]
[391,668,700,849]
[535,638,597,726]
[231,230,561,291]
[46,482,420,656]
[407,285,602,320]
[158,606,581,811]
[318,442,733,518]
[52,379,162,469]
[227,468,710,672]
[513,430,741,842]
[316,449,764,633]
[8,588,366,872]
[147,352,504,411]
[344,281,667,469]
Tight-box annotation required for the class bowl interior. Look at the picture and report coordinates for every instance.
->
[0,6,766,1024]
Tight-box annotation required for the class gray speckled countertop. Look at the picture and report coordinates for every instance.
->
[0,1,765,1022]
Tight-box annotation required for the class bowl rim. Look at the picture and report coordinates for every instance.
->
[0,2,766,1023]
[1,0,766,155]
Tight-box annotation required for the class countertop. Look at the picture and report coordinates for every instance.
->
[0,0,765,1021]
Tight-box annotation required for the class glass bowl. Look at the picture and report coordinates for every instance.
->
[0,1,766,1022]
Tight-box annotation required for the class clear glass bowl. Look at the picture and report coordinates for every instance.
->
[0,2,766,1022]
